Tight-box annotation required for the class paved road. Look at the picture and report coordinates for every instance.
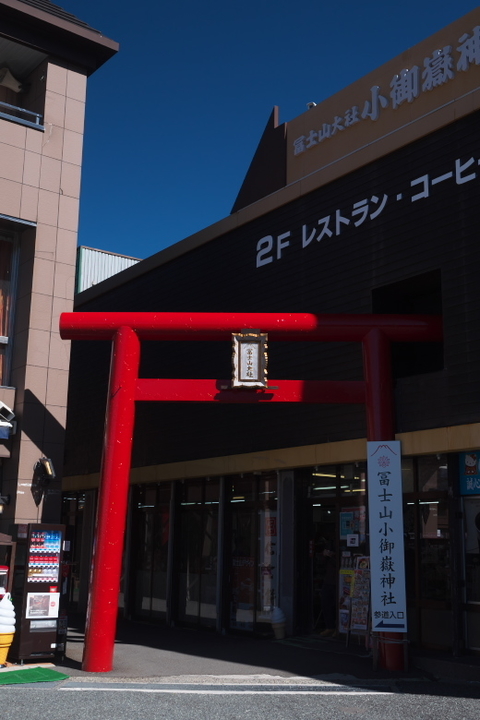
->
[2,676,480,720]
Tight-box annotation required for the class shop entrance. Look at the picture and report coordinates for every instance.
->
[305,455,454,647]
[299,464,369,637]
[312,503,336,633]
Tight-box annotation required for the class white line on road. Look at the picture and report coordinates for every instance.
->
[60,687,385,695]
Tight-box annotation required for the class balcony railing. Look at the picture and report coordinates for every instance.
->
[0,100,43,130]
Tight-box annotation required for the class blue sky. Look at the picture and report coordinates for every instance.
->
[63,0,480,259]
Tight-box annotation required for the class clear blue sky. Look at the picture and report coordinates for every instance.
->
[64,0,480,259]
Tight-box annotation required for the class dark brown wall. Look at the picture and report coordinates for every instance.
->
[65,110,480,476]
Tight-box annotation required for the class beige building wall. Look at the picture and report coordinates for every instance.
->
[0,58,86,528]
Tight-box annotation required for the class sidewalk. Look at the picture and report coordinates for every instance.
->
[49,616,480,683]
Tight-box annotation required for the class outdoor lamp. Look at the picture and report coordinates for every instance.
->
[39,457,55,480]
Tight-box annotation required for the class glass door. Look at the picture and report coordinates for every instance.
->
[177,478,219,628]
[130,483,171,621]
[403,455,452,648]
[228,472,278,633]
[312,503,336,633]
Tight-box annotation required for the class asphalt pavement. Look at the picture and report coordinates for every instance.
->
[47,615,480,685]
[2,620,480,720]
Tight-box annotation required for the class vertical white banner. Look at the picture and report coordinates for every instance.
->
[367,441,407,632]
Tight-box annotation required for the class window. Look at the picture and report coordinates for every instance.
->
[372,270,443,378]
[0,232,17,386]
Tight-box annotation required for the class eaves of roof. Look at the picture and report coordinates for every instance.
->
[17,0,101,33]
[0,0,119,73]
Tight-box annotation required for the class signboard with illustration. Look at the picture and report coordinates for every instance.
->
[350,559,371,633]
[339,506,366,542]
[460,452,480,495]
[338,568,354,634]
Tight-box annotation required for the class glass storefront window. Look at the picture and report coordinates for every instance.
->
[402,456,452,646]
[419,499,449,540]
[178,501,202,622]
[403,502,416,602]
[418,455,448,492]
[230,476,255,503]
[0,233,16,385]
[205,478,219,504]
[131,483,171,621]
[258,474,277,501]
[138,484,156,508]
[310,466,337,498]
[151,485,170,619]
[230,505,256,630]
[61,491,89,607]
[178,478,219,627]
[402,458,415,493]
[463,496,480,603]
[228,472,279,632]
[133,495,155,618]
[418,499,450,601]
[180,481,202,505]
[340,463,366,496]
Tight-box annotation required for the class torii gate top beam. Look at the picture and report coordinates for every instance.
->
[59,311,443,343]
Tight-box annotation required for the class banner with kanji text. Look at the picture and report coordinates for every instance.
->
[367,441,407,633]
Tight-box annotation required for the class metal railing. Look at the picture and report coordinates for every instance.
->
[0,99,43,130]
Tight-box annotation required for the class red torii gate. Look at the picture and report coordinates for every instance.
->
[59,311,443,673]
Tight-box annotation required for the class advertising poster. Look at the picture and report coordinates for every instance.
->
[339,507,366,542]
[26,592,60,619]
[338,568,354,633]
[259,510,278,613]
[460,452,480,495]
[350,566,370,631]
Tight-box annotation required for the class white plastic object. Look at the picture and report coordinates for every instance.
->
[0,624,15,633]
[0,593,15,622]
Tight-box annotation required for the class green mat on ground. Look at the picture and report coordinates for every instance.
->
[0,667,69,684]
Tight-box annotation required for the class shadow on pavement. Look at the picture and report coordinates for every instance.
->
[57,614,480,699]
[59,614,424,683]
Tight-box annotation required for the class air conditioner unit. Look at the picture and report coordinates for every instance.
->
[0,68,22,93]
[0,402,14,424]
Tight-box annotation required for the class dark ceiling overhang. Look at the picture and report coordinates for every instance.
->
[0,0,118,75]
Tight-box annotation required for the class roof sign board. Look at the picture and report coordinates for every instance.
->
[287,9,480,187]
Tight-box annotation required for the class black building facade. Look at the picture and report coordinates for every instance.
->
[63,10,480,656]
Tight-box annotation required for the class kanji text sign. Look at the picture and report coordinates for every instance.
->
[232,331,268,388]
[367,441,407,633]
[292,23,480,159]
[256,151,480,269]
